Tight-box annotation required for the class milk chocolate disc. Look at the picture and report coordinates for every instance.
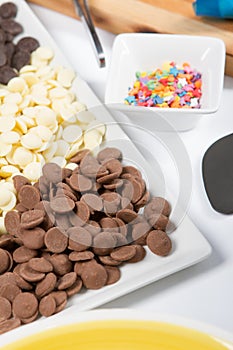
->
[39,295,56,317]
[146,230,172,256]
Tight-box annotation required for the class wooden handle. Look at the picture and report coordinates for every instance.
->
[29,0,77,17]
[28,0,233,76]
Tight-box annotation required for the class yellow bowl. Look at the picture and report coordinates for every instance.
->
[2,319,232,350]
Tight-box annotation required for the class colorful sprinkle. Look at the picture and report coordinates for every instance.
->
[124,62,202,109]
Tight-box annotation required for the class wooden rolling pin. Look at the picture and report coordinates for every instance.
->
[28,0,233,77]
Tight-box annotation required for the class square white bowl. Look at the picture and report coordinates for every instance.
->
[105,33,225,131]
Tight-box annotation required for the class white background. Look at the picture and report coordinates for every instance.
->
[29,3,233,333]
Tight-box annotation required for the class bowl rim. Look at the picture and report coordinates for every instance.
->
[1,309,233,347]
[113,32,227,43]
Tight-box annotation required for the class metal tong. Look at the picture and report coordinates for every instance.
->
[73,0,105,68]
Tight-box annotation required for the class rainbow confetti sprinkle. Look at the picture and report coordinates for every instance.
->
[124,62,202,109]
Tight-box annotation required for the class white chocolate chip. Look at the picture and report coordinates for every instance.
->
[55,125,63,141]
[0,104,18,116]
[19,65,37,73]
[1,181,16,194]
[62,125,82,144]
[23,162,42,182]
[36,141,50,152]
[55,140,69,157]
[1,165,20,175]
[0,131,20,144]
[84,129,102,150]
[57,67,75,88]
[31,51,48,68]
[35,47,54,60]
[8,77,27,93]
[15,117,27,134]
[0,188,12,207]
[43,142,58,161]
[36,153,45,167]
[6,146,17,165]
[50,156,66,168]
[72,101,87,113]
[20,73,39,87]
[33,125,53,142]
[0,116,15,132]
[47,79,60,88]
[52,94,73,114]
[86,120,106,136]
[13,147,34,168]
[76,110,95,124]
[49,87,69,99]
[0,89,9,98]
[0,191,17,211]
[51,99,66,113]
[35,106,56,127]
[31,83,48,96]
[18,95,32,110]
[32,94,50,105]
[0,181,14,191]
[60,106,76,121]
[4,92,22,105]
[36,65,52,78]
[48,121,58,134]
[20,115,35,128]
[65,162,78,170]
[65,138,83,159]
[0,158,8,166]
[23,107,36,118]
[21,133,43,150]
[0,141,12,157]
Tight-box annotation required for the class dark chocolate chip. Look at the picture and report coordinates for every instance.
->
[16,36,39,53]
[11,49,30,70]
[0,65,17,84]
[0,2,17,18]
[1,19,22,35]
[0,51,7,66]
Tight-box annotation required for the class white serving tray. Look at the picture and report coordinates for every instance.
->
[0,0,211,343]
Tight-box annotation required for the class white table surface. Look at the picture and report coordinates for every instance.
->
[30,3,233,333]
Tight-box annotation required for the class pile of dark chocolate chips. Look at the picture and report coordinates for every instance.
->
[0,1,39,84]
[0,147,173,335]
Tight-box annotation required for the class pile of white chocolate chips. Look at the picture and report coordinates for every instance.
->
[0,46,106,233]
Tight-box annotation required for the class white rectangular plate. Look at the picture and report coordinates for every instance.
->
[0,0,211,345]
